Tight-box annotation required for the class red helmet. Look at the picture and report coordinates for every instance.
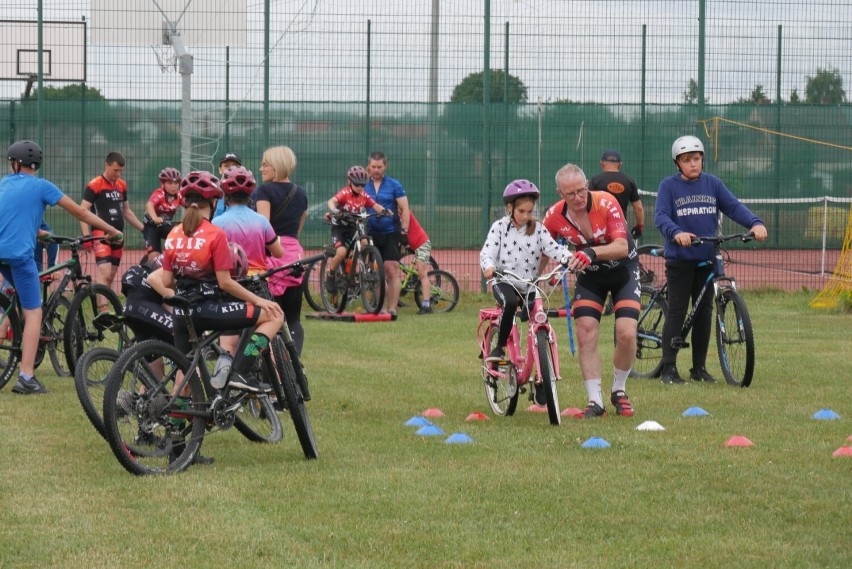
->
[229,242,248,278]
[347,165,369,185]
[179,171,222,201]
[220,166,257,196]
[158,167,181,182]
[503,179,540,204]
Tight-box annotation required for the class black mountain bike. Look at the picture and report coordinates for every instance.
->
[632,233,756,387]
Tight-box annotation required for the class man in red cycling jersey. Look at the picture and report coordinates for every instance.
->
[542,163,641,419]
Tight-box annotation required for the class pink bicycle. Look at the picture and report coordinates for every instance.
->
[477,265,568,426]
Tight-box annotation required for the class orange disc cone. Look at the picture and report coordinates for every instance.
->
[561,407,583,418]
[725,435,754,447]
[421,408,445,418]
[527,404,547,413]
[832,446,852,457]
[465,412,489,421]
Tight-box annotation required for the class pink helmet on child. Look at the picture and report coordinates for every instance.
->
[220,166,257,196]
[347,165,369,185]
[179,171,223,201]
[502,179,540,204]
[158,167,181,182]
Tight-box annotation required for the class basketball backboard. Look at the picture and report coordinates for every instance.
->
[0,20,86,82]
[91,0,246,47]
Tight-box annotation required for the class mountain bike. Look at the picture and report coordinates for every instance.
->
[632,233,757,387]
[319,211,386,314]
[0,235,124,390]
[397,247,438,308]
[477,265,570,426]
[398,258,459,313]
[101,253,325,475]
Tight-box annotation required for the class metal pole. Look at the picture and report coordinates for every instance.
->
[225,45,230,151]
[366,20,372,159]
[480,0,491,293]
[697,0,706,121]
[263,0,270,150]
[640,24,647,190]
[166,28,193,173]
[37,0,44,159]
[774,25,782,248]
[503,21,509,189]
[425,1,439,226]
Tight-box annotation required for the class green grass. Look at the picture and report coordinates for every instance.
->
[1,291,850,568]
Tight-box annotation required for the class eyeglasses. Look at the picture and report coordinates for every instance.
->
[558,187,588,200]
[351,183,365,187]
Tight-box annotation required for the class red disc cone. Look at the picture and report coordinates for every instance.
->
[561,407,583,418]
[421,408,444,418]
[465,412,489,421]
[832,446,852,457]
[725,435,754,447]
[527,404,547,413]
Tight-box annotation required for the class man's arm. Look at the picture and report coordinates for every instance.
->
[123,201,145,232]
[58,196,121,238]
[79,198,93,235]
[396,196,410,231]
[631,199,645,238]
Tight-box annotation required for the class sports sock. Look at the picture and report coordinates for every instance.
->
[236,332,270,375]
[584,378,603,407]
[612,367,630,393]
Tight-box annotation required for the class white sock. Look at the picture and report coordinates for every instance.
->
[612,368,630,393]
[584,378,603,407]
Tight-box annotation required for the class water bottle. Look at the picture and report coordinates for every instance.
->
[210,353,233,389]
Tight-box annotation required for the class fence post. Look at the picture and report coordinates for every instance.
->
[481,0,492,293]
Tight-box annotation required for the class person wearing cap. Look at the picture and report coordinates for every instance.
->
[214,152,242,218]
[590,149,645,240]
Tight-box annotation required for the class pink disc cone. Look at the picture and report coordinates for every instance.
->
[832,446,852,457]
[725,435,754,447]
[465,412,489,421]
[561,407,583,418]
[527,404,547,413]
[847,435,852,442]
[421,408,444,418]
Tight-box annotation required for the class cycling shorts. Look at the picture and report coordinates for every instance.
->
[414,240,432,264]
[573,263,641,321]
[371,232,403,263]
[172,297,260,354]
[0,256,41,309]
[92,229,124,266]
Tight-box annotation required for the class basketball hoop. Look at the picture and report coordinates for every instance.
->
[151,44,177,73]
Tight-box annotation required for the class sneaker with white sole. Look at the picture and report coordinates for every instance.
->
[578,401,607,418]
[228,373,272,393]
[11,375,48,395]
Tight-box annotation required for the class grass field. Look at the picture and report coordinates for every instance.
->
[1,291,849,568]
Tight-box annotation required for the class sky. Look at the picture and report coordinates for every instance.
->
[2,0,851,106]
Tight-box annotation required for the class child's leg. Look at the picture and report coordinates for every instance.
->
[492,282,520,349]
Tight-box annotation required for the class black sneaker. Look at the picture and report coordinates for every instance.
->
[610,390,634,416]
[578,401,607,418]
[324,275,336,293]
[689,367,717,384]
[486,347,506,362]
[228,373,272,393]
[534,384,548,406]
[661,364,686,385]
[11,375,48,395]
[416,305,433,315]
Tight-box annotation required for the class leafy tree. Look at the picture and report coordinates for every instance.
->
[27,83,105,100]
[682,78,708,104]
[450,69,528,103]
[805,67,846,104]
[789,89,800,104]
[735,84,770,104]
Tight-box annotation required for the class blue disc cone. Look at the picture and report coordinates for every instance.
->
[581,437,610,448]
[812,408,841,420]
[445,433,475,444]
[405,416,433,427]
[682,406,711,417]
[415,425,445,436]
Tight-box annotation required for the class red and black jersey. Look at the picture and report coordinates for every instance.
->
[83,175,127,230]
[147,187,182,222]
[162,219,231,297]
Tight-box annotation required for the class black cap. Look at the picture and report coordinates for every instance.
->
[601,149,621,162]
[219,152,242,166]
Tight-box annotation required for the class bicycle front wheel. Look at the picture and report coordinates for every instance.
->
[631,285,667,379]
[232,391,283,444]
[44,295,73,377]
[302,259,324,312]
[358,245,385,315]
[535,328,561,426]
[398,252,438,303]
[64,284,124,371]
[269,335,318,458]
[74,347,120,440]
[716,289,755,387]
[414,269,460,313]
[0,293,22,391]
[319,257,348,313]
[482,322,518,416]
[102,340,205,475]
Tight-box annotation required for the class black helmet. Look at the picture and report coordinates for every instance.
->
[7,140,43,170]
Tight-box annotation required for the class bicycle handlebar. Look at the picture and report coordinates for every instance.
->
[488,264,571,289]
[38,234,123,247]
[238,250,331,284]
[690,232,755,246]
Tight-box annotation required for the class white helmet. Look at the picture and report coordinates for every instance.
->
[671,135,704,160]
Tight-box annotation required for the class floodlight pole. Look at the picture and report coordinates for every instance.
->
[164,23,193,174]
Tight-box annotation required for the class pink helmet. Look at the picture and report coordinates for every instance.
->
[158,167,181,182]
[220,166,257,196]
[179,171,223,201]
[229,243,248,278]
[502,179,540,204]
[347,165,369,185]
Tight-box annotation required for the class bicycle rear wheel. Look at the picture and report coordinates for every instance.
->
[44,295,73,377]
[414,269,460,313]
[269,335,318,458]
[535,328,561,426]
[232,391,283,443]
[0,293,22,391]
[398,252,438,305]
[482,322,518,416]
[64,284,124,371]
[302,259,324,312]
[631,285,667,378]
[716,289,755,387]
[359,245,385,315]
[74,347,120,440]
[102,340,205,475]
[319,257,348,313]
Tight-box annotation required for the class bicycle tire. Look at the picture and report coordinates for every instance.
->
[715,289,755,387]
[0,293,22,391]
[535,328,561,425]
[302,260,324,312]
[631,285,667,379]
[231,390,283,444]
[74,347,120,440]
[414,269,459,313]
[64,284,124,372]
[359,245,385,315]
[270,335,318,458]
[45,295,73,377]
[398,253,438,302]
[482,322,518,416]
[102,339,206,475]
[319,256,348,313]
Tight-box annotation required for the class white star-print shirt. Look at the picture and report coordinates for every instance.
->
[480,216,572,293]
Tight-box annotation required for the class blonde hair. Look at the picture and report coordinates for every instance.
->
[262,146,297,181]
